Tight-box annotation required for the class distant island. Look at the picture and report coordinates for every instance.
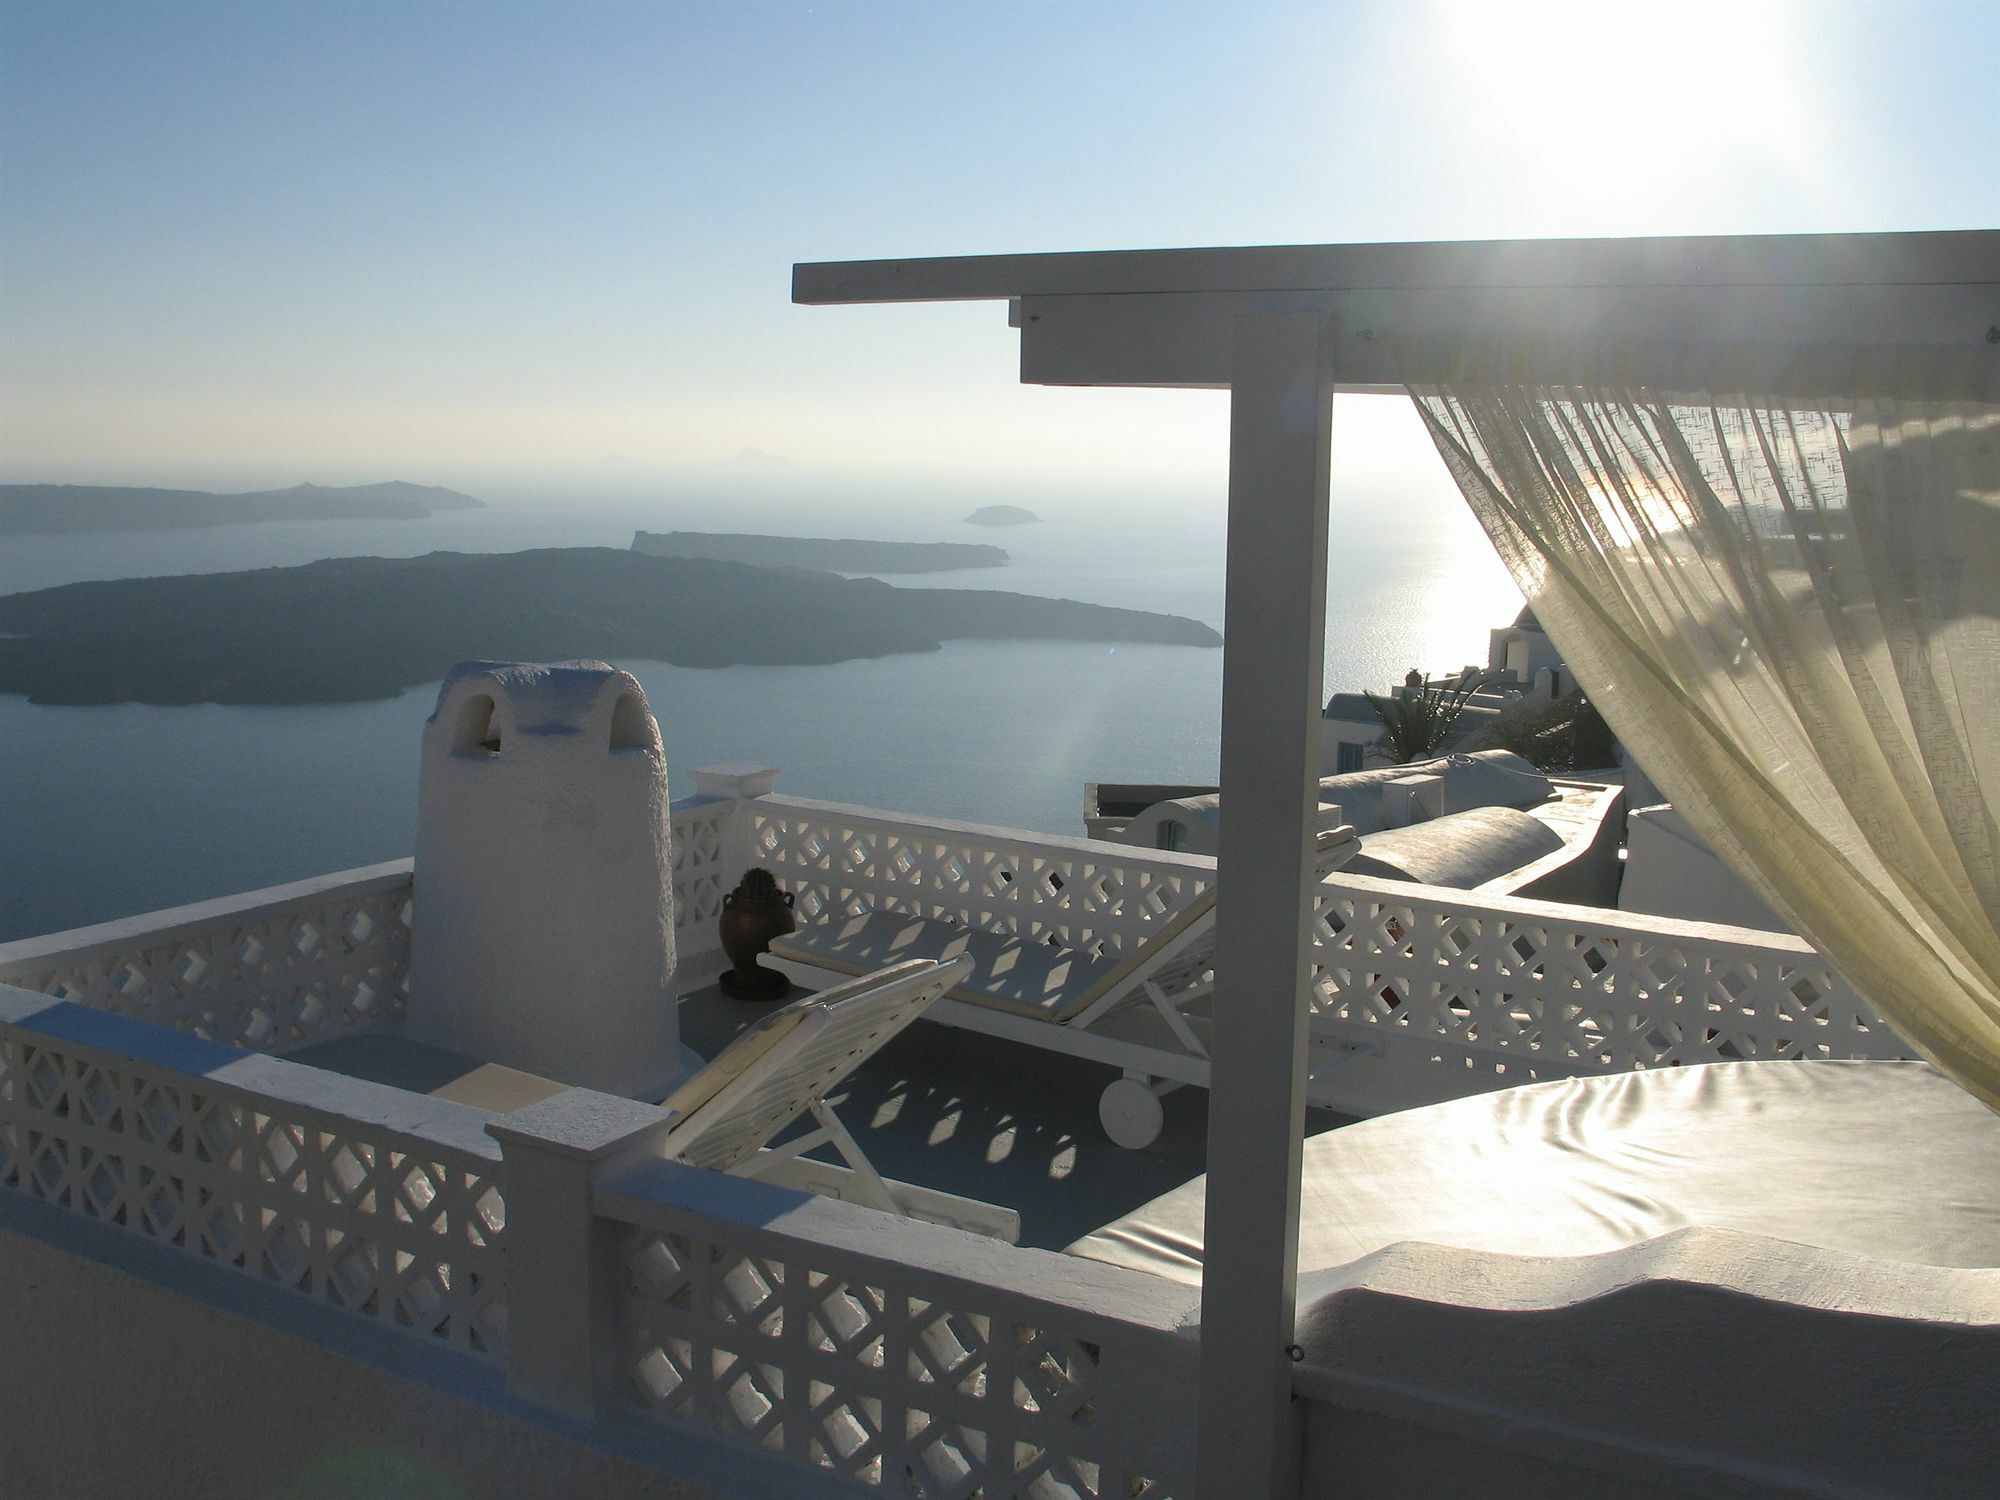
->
[965,505,1039,527]
[0,481,486,534]
[632,530,1008,573]
[0,548,1219,706]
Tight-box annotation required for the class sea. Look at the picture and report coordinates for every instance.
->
[0,479,1520,942]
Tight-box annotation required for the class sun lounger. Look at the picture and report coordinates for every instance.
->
[658,954,1019,1240]
[764,826,1369,1147]
[295,954,1017,1238]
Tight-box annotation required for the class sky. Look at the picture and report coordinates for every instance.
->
[1,0,1995,501]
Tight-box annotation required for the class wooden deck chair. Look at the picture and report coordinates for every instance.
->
[658,954,1019,1240]
[765,825,1370,1148]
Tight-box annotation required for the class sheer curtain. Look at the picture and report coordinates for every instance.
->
[1410,345,2000,1110]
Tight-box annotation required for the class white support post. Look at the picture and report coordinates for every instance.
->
[1197,311,1334,1499]
[486,1090,680,1417]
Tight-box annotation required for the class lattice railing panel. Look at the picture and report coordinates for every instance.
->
[747,798,1212,962]
[615,1217,1188,1498]
[1307,874,1913,1083]
[0,1010,507,1359]
[0,867,413,1054]
[671,799,732,965]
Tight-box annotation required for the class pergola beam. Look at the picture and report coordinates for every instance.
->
[798,230,1998,392]
[793,228,1999,309]
[1009,282,1993,390]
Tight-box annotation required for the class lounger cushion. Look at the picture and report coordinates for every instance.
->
[1067,1060,2000,1281]
[772,828,1368,1032]
[770,910,1129,1022]
[768,829,1353,1026]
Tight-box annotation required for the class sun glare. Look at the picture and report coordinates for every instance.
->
[1428,0,1821,233]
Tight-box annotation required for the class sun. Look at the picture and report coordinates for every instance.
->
[1425,0,1818,234]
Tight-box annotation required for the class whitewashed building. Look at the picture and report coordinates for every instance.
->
[1321,609,1574,775]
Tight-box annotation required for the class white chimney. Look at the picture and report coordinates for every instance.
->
[407,661,698,1098]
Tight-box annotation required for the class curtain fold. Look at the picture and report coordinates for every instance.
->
[1409,344,2000,1110]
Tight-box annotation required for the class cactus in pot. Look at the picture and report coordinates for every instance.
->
[718,866,796,999]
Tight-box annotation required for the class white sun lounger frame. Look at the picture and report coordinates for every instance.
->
[765,831,1375,1147]
[660,955,1020,1240]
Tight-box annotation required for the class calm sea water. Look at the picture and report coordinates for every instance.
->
[0,487,1519,941]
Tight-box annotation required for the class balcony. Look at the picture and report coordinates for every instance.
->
[0,773,1923,1499]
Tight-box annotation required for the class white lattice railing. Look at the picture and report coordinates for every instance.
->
[670,796,734,975]
[0,793,1896,1116]
[724,788,1908,1112]
[596,1158,1200,1500]
[1308,871,1913,1107]
[746,795,1215,962]
[0,799,742,1043]
[0,862,416,1054]
[0,983,508,1359]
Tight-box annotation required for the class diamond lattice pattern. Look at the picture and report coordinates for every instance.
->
[2,880,414,1054]
[1307,880,1912,1081]
[0,1028,507,1359]
[672,802,731,941]
[748,806,1211,963]
[620,1227,1172,1498]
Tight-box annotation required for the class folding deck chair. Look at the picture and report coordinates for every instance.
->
[658,954,1019,1240]
[764,826,1371,1148]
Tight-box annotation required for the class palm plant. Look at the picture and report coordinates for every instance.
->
[1361,668,1483,764]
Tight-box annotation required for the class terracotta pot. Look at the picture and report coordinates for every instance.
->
[717,884,796,999]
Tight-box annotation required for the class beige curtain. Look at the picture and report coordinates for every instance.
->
[1410,345,2000,1110]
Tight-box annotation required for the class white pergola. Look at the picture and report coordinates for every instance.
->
[793,230,1999,1498]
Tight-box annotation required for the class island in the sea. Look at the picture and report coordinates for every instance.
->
[0,481,486,534]
[0,548,1220,705]
[965,504,1039,527]
[631,530,1007,573]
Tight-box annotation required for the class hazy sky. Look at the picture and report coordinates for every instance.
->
[2,0,1994,498]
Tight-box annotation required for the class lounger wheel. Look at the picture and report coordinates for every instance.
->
[1099,1076,1164,1150]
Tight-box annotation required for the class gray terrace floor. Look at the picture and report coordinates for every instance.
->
[293,979,1353,1251]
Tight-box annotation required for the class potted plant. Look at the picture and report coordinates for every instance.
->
[717,866,796,999]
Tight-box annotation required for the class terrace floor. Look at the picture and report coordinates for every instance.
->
[295,978,1355,1252]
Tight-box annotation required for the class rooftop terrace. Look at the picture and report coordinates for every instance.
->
[0,770,1957,1497]
[2,225,1996,1498]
